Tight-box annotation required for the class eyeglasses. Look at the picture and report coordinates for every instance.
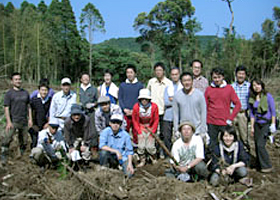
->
[110,120,122,125]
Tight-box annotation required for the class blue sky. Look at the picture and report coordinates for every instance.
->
[2,0,278,43]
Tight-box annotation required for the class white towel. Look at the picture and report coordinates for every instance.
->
[100,82,119,99]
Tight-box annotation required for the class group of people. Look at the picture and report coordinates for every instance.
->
[1,60,277,186]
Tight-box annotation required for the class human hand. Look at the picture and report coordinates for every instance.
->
[69,148,75,154]
[226,165,235,175]
[126,163,134,175]
[28,119,33,128]
[115,150,122,160]
[6,122,14,133]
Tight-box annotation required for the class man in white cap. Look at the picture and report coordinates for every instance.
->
[49,77,76,130]
[64,104,97,163]
[95,96,126,135]
[166,121,209,181]
[99,114,134,177]
[30,118,66,168]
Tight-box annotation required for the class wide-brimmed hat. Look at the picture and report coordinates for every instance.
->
[138,88,151,100]
[61,77,71,85]
[178,121,196,133]
[70,104,84,115]
[97,96,110,104]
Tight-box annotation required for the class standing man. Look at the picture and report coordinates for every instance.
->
[162,67,182,156]
[191,59,209,93]
[99,114,134,177]
[49,77,77,130]
[147,62,172,157]
[78,72,98,115]
[231,66,250,151]
[1,72,33,163]
[29,82,52,148]
[205,67,241,152]
[119,64,144,145]
[173,72,207,141]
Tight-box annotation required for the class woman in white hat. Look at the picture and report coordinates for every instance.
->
[132,88,159,167]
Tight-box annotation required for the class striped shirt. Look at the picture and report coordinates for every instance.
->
[193,76,209,93]
[231,81,250,110]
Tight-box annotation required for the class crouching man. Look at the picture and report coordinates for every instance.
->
[30,119,66,168]
[99,114,134,177]
[166,121,209,182]
[64,104,98,163]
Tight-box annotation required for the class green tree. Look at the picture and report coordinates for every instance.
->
[134,0,200,71]
[80,3,105,78]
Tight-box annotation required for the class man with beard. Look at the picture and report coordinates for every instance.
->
[64,104,97,163]
[166,121,209,182]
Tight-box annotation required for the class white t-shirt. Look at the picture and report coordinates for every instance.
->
[171,135,204,166]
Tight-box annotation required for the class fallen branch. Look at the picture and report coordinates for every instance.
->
[62,163,125,199]
[209,192,220,200]
[141,169,156,179]
[42,182,63,200]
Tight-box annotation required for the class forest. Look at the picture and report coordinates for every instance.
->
[0,0,279,85]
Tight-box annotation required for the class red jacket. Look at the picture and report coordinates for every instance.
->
[205,84,241,125]
[132,102,159,135]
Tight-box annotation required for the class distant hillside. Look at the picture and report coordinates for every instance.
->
[95,35,220,53]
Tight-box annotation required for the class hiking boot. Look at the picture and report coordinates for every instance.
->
[137,155,146,168]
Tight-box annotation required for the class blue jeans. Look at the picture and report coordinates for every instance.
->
[210,166,247,186]
[99,150,133,177]
[165,161,209,180]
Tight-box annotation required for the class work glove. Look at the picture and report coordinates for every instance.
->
[86,103,95,109]
[226,119,232,126]
[174,131,181,140]
[269,123,276,133]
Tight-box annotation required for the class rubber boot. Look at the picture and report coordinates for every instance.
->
[137,155,146,168]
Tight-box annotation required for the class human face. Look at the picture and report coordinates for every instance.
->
[140,98,150,106]
[181,75,193,91]
[192,62,202,77]
[252,81,262,94]
[100,102,110,112]
[126,68,136,82]
[11,75,22,89]
[212,73,224,86]
[71,114,82,122]
[236,70,246,84]
[110,121,121,133]
[170,69,180,83]
[222,131,234,147]
[61,84,71,95]
[39,86,49,99]
[81,74,90,86]
[104,73,112,84]
[49,126,58,135]
[181,125,193,142]
[154,66,164,80]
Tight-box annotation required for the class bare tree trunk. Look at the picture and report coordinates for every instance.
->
[37,23,41,82]
[178,50,182,72]
[225,0,234,35]
[88,22,92,78]
[18,38,24,73]
[14,22,18,72]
